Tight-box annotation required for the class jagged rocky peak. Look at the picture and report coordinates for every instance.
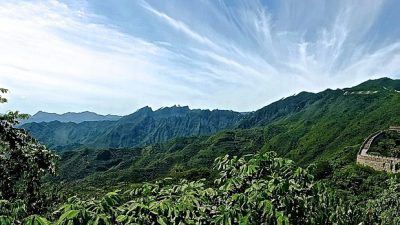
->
[135,106,153,113]
[156,105,191,117]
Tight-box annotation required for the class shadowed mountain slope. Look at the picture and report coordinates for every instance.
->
[20,111,121,124]
[21,106,243,151]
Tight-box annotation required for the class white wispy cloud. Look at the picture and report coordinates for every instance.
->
[0,0,399,114]
[140,1,219,51]
[0,1,211,114]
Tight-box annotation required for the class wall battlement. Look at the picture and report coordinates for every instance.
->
[389,126,400,132]
[356,128,400,173]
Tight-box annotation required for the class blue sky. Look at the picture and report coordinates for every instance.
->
[0,0,400,115]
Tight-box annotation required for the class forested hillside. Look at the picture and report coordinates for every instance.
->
[54,78,400,187]
[21,106,243,151]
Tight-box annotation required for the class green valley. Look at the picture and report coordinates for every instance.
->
[51,78,400,188]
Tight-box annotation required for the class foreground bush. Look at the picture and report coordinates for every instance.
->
[0,88,58,221]
[3,152,400,224]
[0,151,358,224]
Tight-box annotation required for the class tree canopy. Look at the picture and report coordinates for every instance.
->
[0,88,58,216]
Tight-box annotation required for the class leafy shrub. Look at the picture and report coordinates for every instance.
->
[0,152,360,224]
[0,89,59,218]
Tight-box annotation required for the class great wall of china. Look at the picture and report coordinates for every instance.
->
[356,126,400,173]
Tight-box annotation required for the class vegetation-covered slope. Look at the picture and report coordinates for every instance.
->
[56,78,400,190]
[21,106,243,151]
[5,152,382,225]
[238,91,323,128]
[56,129,265,189]
[261,88,400,165]
[368,130,400,157]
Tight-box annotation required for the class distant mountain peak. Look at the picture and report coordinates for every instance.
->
[158,105,190,111]
[22,106,244,151]
[135,106,153,113]
[20,111,122,124]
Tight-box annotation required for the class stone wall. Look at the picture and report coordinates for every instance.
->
[389,126,400,132]
[356,128,400,173]
[357,154,400,173]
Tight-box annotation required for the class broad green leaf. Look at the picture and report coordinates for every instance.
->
[57,210,80,223]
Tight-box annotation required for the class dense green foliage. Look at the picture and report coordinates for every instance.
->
[3,152,400,224]
[369,131,400,157]
[238,91,321,129]
[0,89,58,215]
[55,130,265,190]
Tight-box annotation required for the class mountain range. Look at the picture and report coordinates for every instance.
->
[20,111,121,124]
[21,105,243,151]
[21,78,400,154]
[38,77,400,192]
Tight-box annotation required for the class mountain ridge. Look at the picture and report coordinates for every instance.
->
[54,77,400,189]
[20,111,122,124]
[21,106,244,151]
[21,77,400,154]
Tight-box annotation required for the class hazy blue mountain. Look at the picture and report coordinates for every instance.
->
[20,111,121,124]
[21,106,243,151]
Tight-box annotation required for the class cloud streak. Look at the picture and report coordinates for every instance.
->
[0,0,399,114]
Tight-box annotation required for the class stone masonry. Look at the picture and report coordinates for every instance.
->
[356,128,400,173]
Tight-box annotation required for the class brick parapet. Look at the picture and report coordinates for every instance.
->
[356,128,400,173]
